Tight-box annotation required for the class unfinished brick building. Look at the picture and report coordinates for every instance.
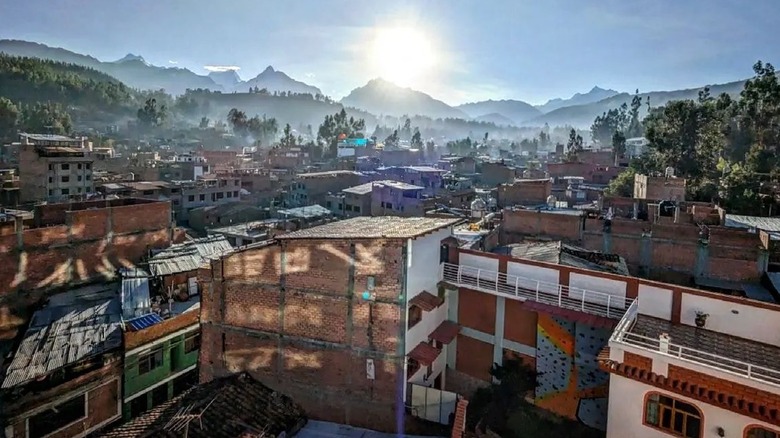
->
[495,178,552,208]
[199,216,462,432]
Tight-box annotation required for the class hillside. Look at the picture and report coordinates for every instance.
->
[456,99,541,125]
[0,39,219,95]
[340,78,468,119]
[474,112,517,126]
[529,80,747,128]
[535,86,619,114]
[242,66,322,95]
[0,54,135,109]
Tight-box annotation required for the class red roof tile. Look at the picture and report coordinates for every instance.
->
[429,320,460,344]
[408,341,442,366]
[409,291,444,312]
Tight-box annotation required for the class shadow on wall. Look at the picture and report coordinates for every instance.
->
[534,314,610,430]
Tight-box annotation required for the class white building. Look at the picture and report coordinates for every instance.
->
[600,283,780,438]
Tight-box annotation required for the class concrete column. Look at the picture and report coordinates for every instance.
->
[492,296,506,382]
[446,288,458,369]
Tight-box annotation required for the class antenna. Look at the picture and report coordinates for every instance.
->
[163,396,218,437]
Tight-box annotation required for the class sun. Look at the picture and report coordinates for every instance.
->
[369,27,436,87]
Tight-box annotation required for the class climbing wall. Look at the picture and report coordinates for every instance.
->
[534,314,611,430]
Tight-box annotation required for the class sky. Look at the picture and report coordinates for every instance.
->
[1,0,779,106]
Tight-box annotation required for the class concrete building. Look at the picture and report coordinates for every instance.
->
[120,267,201,420]
[599,278,780,438]
[479,161,516,187]
[296,170,364,206]
[326,182,374,217]
[438,156,477,175]
[0,168,20,206]
[0,284,123,438]
[370,181,427,217]
[18,134,95,203]
[198,217,463,432]
[634,173,687,201]
[625,137,650,158]
[377,166,446,196]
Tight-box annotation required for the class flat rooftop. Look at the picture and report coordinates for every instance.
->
[277,216,462,240]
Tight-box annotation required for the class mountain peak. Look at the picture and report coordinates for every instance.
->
[114,53,146,64]
[261,65,275,74]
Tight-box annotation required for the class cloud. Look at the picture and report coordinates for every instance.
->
[203,65,241,72]
[168,60,178,65]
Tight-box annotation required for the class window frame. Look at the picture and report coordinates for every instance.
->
[26,391,88,438]
[643,392,703,438]
[183,332,200,354]
[137,348,164,375]
[745,426,780,438]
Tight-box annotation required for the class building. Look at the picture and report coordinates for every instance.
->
[377,166,446,196]
[438,156,477,175]
[493,240,630,275]
[0,168,20,206]
[370,180,428,217]
[599,279,780,438]
[296,170,364,206]
[496,178,552,208]
[120,268,201,421]
[327,182,373,217]
[479,161,516,187]
[266,147,310,170]
[207,220,283,247]
[148,235,232,298]
[99,373,307,438]
[0,284,123,438]
[625,137,649,158]
[187,203,266,233]
[18,134,95,203]
[198,217,463,431]
[634,173,687,201]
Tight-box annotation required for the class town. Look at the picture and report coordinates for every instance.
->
[1,3,780,438]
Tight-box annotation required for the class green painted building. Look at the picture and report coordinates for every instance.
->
[122,317,200,420]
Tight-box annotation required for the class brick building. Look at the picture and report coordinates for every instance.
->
[198,217,463,432]
[18,134,95,203]
[634,173,687,201]
[296,170,365,206]
[0,284,123,438]
[496,178,552,208]
[479,161,516,187]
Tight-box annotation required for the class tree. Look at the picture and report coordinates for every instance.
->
[199,116,210,129]
[279,123,296,148]
[0,97,19,141]
[565,128,583,161]
[605,168,636,197]
[317,108,365,157]
[21,102,72,135]
[137,98,167,128]
[627,90,644,138]
[227,108,248,136]
[590,104,629,146]
[246,115,278,146]
[612,130,626,164]
[411,127,423,149]
[538,130,551,150]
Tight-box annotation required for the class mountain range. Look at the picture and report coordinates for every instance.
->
[0,39,753,128]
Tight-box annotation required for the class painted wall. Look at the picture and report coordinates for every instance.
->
[637,284,673,320]
[679,294,780,347]
[460,252,499,273]
[506,260,560,294]
[606,375,779,438]
[407,228,451,302]
[534,314,611,430]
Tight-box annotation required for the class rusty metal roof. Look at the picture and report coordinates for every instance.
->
[2,284,121,389]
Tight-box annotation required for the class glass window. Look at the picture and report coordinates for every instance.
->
[61,163,70,170]
[61,175,70,183]
[645,393,701,438]
[28,393,86,438]
[60,188,69,195]
[188,195,195,202]
[138,349,164,375]
[747,427,780,438]
[199,194,205,201]
[184,332,200,354]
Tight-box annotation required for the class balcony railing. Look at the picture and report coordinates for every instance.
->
[612,300,780,387]
[441,262,632,319]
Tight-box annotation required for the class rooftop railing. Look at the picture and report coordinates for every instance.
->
[441,262,632,319]
[611,300,780,388]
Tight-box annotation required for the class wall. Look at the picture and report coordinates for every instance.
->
[606,375,778,438]
[199,237,409,432]
[496,179,552,208]
[502,209,584,243]
[0,199,174,342]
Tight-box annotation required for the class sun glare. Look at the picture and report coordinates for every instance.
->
[369,27,436,87]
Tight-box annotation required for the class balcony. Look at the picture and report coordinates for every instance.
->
[612,300,780,388]
[441,263,631,320]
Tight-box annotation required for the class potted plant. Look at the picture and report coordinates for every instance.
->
[694,311,709,328]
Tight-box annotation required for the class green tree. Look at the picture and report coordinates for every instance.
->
[605,167,636,197]
[411,127,423,149]
[0,97,19,141]
[317,108,365,157]
[590,104,629,146]
[627,90,644,138]
[137,98,167,127]
[21,102,72,134]
[199,116,210,129]
[227,108,248,136]
[611,130,626,164]
[279,123,296,148]
[565,128,583,162]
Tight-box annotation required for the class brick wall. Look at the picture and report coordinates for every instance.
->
[199,237,409,432]
[0,199,173,342]
[496,180,551,208]
[501,209,583,243]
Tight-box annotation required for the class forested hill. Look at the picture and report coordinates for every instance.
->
[0,54,136,110]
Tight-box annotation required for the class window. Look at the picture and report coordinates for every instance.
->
[747,427,780,438]
[48,164,53,171]
[77,175,82,181]
[129,395,149,418]
[199,194,205,201]
[216,192,224,199]
[27,393,86,438]
[61,176,70,183]
[48,177,53,183]
[151,384,168,407]
[77,163,82,170]
[61,163,70,170]
[345,204,353,212]
[77,188,82,193]
[138,349,164,375]
[60,188,69,195]
[86,163,91,170]
[354,206,360,213]
[644,393,702,438]
[227,191,233,198]
[233,191,238,197]
[48,189,53,196]
[86,174,91,181]
[326,201,332,208]
[408,305,423,329]
[184,332,200,354]
[188,195,195,202]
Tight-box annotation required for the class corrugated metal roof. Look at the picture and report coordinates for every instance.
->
[277,216,461,240]
[724,214,780,233]
[276,204,332,219]
[148,235,232,276]
[126,313,164,331]
[2,284,121,389]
